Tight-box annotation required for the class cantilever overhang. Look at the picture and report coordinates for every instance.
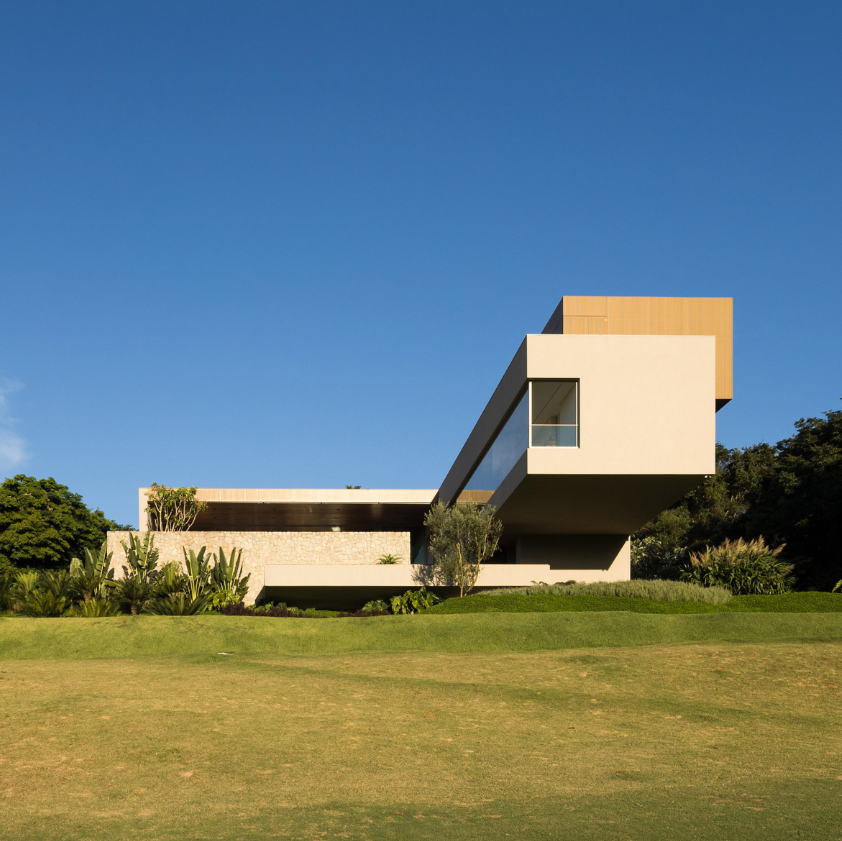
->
[139,488,436,532]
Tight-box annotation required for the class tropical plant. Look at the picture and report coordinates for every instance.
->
[210,589,238,610]
[0,474,132,569]
[681,537,794,595]
[377,554,401,565]
[121,532,159,582]
[833,580,841,593]
[115,576,152,615]
[69,540,115,603]
[390,588,440,614]
[362,599,389,613]
[9,570,40,611]
[18,589,70,617]
[144,593,209,615]
[209,547,250,601]
[75,598,121,617]
[40,569,73,599]
[182,547,211,600]
[424,501,503,597]
[152,562,185,598]
[145,485,207,531]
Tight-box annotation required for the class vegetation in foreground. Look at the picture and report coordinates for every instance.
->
[0,632,838,841]
[426,590,842,615]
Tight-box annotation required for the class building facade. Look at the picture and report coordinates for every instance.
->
[107,295,732,607]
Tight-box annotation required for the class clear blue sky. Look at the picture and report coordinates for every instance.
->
[1,1,840,527]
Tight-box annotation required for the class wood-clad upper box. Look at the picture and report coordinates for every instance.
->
[543,296,733,408]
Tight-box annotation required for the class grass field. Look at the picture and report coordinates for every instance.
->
[2,614,841,840]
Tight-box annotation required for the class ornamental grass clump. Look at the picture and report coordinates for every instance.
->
[681,537,793,595]
[489,579,732,604]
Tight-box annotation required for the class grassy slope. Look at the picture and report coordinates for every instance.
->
[0,635,839,840]
[2,611,842,660]
[426,591,842,615]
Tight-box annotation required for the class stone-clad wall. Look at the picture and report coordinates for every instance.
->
[106,530,411,605]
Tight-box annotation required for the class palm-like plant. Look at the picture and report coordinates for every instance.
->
[9,570,40,612]
[210,547,250,602]
[182,547,211,600]
[116,576,152,616]
[152,562,186,598]
[121,533,159,582]
[19,589,70,617]
[69,541,115,603]
[75,598,121,617]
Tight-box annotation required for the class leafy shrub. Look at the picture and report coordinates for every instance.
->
[75,598,121,617]
[69,541,115,603]
[40,570,72,599]
[121,533,159,582]
[144,593,209,615]
[377,554,401,565]
[682,537,793,595]
[631,537,688,580]
[490,579,732,604]
[116,576,152,615]
[182,547,211,600]
[152,562,185,598]
[18,589,70,617]
[209,547,250,602]
[9,570,40,611]
[210,589,238,610]
[362,599,389,613]
[390,588,440,614]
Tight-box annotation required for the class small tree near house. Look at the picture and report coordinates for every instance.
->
[423,501,503,597]
[145,485,207,531]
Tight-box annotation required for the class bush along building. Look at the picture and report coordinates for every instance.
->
[108,295,732,608]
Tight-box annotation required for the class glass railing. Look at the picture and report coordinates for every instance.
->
[530,424,577,447]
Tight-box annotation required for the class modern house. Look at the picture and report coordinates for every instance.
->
[108,295,732,607]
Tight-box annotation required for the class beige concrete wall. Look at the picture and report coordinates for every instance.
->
[263,561,627,589]
[107,530,411,604]
[441,333,716,506]
[525,333,716,477]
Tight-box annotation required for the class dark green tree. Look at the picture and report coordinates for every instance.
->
[745,407,842,588]
[0,475,132,569]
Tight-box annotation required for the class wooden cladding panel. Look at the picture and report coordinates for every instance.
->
[546,296,732,403]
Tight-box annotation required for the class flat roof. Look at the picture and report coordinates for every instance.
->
[140,488,437,532]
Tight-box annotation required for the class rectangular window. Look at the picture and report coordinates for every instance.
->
[530,380,578,447]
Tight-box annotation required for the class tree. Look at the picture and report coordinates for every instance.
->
[0,475,132,569]
[424,501,503,597]
[745,407,842,588]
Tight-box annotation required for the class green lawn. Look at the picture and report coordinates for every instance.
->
[1,614,840,840]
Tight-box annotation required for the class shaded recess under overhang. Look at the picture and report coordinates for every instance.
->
[490,471,707,545]
[141,489,437,532]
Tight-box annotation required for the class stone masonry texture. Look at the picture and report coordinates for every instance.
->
[106,530,411,604]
